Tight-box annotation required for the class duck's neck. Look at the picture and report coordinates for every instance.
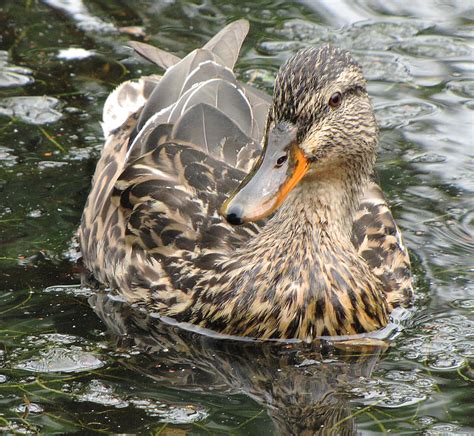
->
[273,169,363,244]
[194,169,389,339]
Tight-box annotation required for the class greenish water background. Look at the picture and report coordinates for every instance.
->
[0,0,473,434]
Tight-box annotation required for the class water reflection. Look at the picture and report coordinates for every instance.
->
[91,292,386,435]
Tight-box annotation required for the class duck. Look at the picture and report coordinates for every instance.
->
[79,19,413,340]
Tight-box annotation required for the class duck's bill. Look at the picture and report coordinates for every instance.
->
[221,123,309,225]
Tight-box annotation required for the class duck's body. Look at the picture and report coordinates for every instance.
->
[79,20,413,340]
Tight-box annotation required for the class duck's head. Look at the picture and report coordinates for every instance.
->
[221,45,378,225]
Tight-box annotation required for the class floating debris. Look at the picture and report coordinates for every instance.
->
[37,160,68,170]
[119,26,146,38]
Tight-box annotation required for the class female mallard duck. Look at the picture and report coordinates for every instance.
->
[79,20,413,340]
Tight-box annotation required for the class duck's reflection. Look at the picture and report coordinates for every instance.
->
[90,292,386,435]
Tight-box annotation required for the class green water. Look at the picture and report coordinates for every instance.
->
[0,0,473,434]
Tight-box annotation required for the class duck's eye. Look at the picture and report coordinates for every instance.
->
[329,91,342,108]
[275,155,287,167]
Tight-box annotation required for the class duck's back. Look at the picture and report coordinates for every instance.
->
[79,21,271,303]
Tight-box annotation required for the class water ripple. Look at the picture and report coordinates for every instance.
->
[0,51,34,88]
[0,147,18,168]
[398,313,474,372]
[398,36,473,58]
[16,347,104,373]
[447,79,474,98]
[375,101,437,128]
[77,380,129,408]
[355,52,412,82]
[339,19,431,51]
[351,373,434,408]
[0,96,62,125]
[42,0,117,33]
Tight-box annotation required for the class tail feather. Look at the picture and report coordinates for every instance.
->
[202,19,250,69]
[128,41,180,70]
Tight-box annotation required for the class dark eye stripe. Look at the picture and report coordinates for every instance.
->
[345,85,366,96]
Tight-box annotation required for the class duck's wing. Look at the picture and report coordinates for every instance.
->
[132,20,261,134]
[80,20,269,298]
[92,18,269,224]
[113,141,261,258]
[126,20,269,164]
[352,181,413,308]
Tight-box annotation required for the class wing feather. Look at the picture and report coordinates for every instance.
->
[81,20,265,297]
[113,143,260,263]
[128,41,181,70]
[202,19,249,69]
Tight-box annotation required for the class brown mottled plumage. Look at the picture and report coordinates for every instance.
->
[79,20,413,340]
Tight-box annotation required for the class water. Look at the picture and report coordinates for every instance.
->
[0,0,473,433]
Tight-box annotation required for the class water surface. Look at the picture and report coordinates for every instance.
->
[0,0,473,433]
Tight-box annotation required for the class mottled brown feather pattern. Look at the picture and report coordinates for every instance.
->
[79,20,413,340]
[352,181,413,307]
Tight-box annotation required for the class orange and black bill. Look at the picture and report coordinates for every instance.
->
[221,122,309,225]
